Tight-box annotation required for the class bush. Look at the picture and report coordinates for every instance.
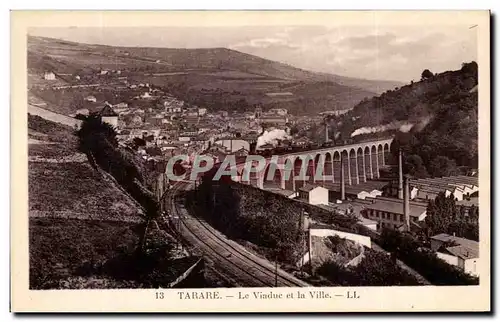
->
[317,250,421,286]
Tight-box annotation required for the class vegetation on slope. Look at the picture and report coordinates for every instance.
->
[317,249,421,286]
[380,229,479,285]
[336,61,478,178]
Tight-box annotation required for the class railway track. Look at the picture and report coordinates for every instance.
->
[168,180,310,287]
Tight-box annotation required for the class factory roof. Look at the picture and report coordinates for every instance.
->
[413,176,478,187]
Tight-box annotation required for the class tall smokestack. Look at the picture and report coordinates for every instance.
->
[403,174,410,231]
[325,123,329,142]
[340,154,345,200]
[398,149,403,199]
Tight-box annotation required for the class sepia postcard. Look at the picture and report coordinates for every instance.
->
[11,10,491,312]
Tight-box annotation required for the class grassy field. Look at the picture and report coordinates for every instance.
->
[29,218,141,289]
[29,161,143,221]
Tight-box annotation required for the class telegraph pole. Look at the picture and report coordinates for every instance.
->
[308,224,313,275]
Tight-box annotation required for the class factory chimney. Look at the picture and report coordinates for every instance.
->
[340,154,346,200]
[325,123,329,143]
[403,174,410,231]
[398,149,404,199]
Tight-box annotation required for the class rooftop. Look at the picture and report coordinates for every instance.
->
[98,104,119,117]
[299,184,324,192]
[364,198,427,218]
[264,188,297,198]
[446,245,479,260]
[431,234,479,259]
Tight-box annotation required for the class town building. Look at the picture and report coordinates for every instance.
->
[75,108,90,116]
[214,138,250,153]
[198,108,207,116]
[298,184,329,205]
[361,192,428,231]
[84,95,97,103]
[324,181,385,201]
[113,102,129,109]
[268,108,288,116]
[44,71,56,80]
[431,233,479,277]
[98,104,119,128]
[258,115,288,126]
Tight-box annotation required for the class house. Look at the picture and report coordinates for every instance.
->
[324,181,385,201]
[214,139,250,153]
[44,71,55,80]
[258,115,288,126]
[299,184,329,205]
[431,233,479,277]
[141,92,152,99]
[84,95,97,103]
[113,102,129,109]
[98,104,119,128]
[100,70,109,75]
[75,108,90,116]
[198,108,207,116]
[186,107,199,117]
[268,108,288,116]
[234,147,249,157]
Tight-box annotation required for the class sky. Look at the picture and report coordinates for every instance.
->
[29,25,477,82]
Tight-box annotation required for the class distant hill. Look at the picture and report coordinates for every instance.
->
[335,61,479,177]
[27,35,402,115]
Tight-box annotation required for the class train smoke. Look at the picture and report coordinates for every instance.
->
[256,129,291,148]
[350,121,413,137]
[350,116,432,137]
[412,116,431,132]
[399,123,414,133]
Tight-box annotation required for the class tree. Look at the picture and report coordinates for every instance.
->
[404,154,429,178]
[421,69,434,80]
[428,156,458,177]
[133,137,146,149]
[461,61,478,74]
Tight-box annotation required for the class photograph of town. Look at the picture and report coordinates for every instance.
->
[27,19,481,290]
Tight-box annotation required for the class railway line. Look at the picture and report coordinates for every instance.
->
[167,180,310,287]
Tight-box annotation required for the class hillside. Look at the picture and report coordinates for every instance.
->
[27,35,401,115]
[334,61,479,177]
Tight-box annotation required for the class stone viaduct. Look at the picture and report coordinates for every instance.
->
[235,137,394,199]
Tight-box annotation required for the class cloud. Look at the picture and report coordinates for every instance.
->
[232,37,298,49]
[30,25,477,82]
